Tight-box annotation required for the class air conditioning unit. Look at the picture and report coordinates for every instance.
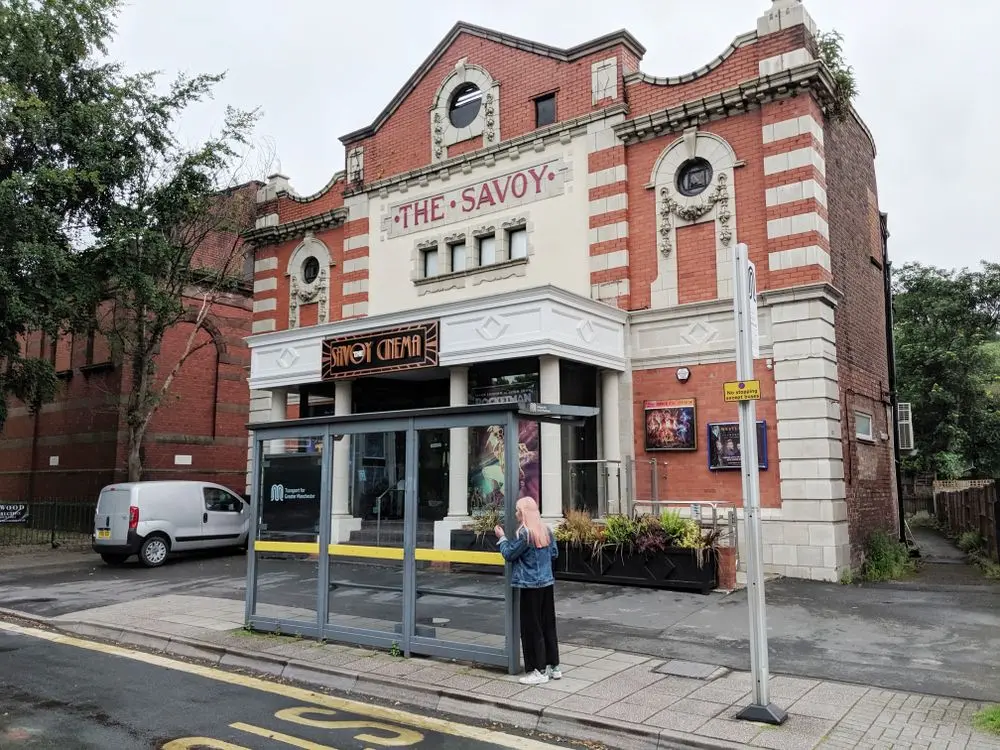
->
[897,402,915,452]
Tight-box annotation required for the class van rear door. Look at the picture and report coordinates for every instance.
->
[95,487,132,545]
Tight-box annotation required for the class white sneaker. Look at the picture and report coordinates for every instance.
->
[546,665,562,680]
[519,669,550,686]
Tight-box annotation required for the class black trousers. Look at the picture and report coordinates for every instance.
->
[519,585,559,673]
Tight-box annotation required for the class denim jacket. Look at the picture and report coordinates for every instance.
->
[498,527,558,589]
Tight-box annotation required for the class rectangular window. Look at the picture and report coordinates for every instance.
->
[422,246,439,277]
[535,94,556,128]
[478,235,496,266]
[508,228,528,260]
[450,241,467,273]
[855,411,874,441]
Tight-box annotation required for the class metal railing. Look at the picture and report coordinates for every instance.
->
[566,459,622,517]
[630,498,740,558]
[0,499,97,550]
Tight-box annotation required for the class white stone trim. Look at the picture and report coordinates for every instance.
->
[254,213,278,229]
[769,246,831,272]
[342,279,368,296]
[342,301,368,318]
[587,165,627,189]
[286,233,333,329]
[253,298,277,313]
[589,249,629,272]
[758,48,814,77]
[591,57,618,104]
[344,234,368,252]
[252,318,276,333]
[588,221,629,244]
[757,0,818,38]
[253,277,277,293]
[767,212,829,240]
[346,146,365,184]
[766,179,827,208]
[592,279,629,301]
[343,256,369,274]
[254,257,278,274]
[762,114,824,146]
[764,146,826,177]
[589,193,628,217]
[430,62,499,164]
[649,130,738,307]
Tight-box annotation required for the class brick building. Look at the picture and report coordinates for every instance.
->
[0,183,260,500]
[244,0,898,580]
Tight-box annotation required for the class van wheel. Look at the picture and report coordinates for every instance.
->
[100,553,128,566]
[139,535,169,568]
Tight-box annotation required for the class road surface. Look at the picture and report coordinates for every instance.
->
[2,543,1000,701]
[0,621,578,749]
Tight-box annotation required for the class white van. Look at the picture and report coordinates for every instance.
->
[92,481,250,567]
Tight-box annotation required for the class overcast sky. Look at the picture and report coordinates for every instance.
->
[109,0,997,271]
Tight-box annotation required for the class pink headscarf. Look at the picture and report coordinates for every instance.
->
[516,496,550,548]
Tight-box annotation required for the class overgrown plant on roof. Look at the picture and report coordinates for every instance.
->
[816,30,857,121]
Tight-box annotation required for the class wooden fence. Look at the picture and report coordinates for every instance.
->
[936,484,999,562]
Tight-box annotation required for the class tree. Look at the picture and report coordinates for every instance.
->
[0,0,147,429]
[85,100,262,482]
[893,262,1000,478]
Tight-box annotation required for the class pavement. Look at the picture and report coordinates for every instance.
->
[0,622,580,749]
[2,543,1000,702]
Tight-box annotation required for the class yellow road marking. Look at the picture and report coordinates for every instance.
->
[162,739,250,749]
[274,707,423,745]
[0,621,558,749]
[253,540,503,566]
[231,723,334,749]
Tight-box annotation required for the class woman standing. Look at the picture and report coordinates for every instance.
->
[494,497,561,685]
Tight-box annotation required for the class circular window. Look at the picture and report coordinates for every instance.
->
[301,256,320,284]
[676,158,714,197]
[448,83,483,128]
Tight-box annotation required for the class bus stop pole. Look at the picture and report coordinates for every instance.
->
[733,243,786,725]
[503,410,521,676]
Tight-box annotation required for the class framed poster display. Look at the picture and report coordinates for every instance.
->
[707,420,768,470]
[644,399,697,451]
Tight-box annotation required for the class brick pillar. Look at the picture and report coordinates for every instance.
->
[341,192,370,320]
[586,114,630,308]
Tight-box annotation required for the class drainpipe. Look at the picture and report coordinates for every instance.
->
[881,212,905,544]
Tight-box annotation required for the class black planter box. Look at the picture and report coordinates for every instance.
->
[449,531,717,594]
[555,541,718,594]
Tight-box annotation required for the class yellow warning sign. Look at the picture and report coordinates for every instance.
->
[723,380,762,402]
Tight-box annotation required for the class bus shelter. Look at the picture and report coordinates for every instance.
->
[245,402,597,674]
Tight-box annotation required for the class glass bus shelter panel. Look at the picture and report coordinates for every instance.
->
[327,430,406,641]
[411,425,509,659]
[252,437,322,628]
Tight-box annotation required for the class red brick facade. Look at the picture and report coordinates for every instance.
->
[245,1,896,579]
[0,185,258,501]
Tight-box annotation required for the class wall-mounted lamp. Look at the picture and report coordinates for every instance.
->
[676,367,691,383]
[765,358,774,371]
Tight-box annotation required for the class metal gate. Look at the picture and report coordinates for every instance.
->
[244,402,596,674]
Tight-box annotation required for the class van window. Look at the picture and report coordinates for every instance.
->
[204,488,242,513]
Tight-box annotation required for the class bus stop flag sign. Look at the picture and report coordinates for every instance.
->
[732,243,787,726]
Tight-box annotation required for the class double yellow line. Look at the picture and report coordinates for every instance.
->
[253,541,504,566]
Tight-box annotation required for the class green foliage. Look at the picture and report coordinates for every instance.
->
[957,531,985,553]
[860,531,915,582]
[893,262,1000,478]
[974,705,1000,735]
[816,30,858,120]
[603,514,640,546]
[554,510,599,545]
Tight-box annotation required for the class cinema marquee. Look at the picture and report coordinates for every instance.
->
[320,320,440,380]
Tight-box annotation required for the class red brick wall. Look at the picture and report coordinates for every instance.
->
[676,222,718,305]
[632,362,780,509]
[350,33,636,182]
[824,113,896,559]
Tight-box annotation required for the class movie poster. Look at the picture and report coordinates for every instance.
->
[468,377,541,512]
[707,421,768,470]
[644,399,697,451]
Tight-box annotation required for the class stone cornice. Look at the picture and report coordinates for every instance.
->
[614,61,839,144]
[761,281,843,308]
[242,208,349,248]
[340,22,645,145]
[349,104,629,200]
[624,31,758,87]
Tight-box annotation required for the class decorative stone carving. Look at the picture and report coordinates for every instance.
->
[286,234,332,329]
[484,93,496,142]
[657,173,732,257]
[433,112,444,161]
